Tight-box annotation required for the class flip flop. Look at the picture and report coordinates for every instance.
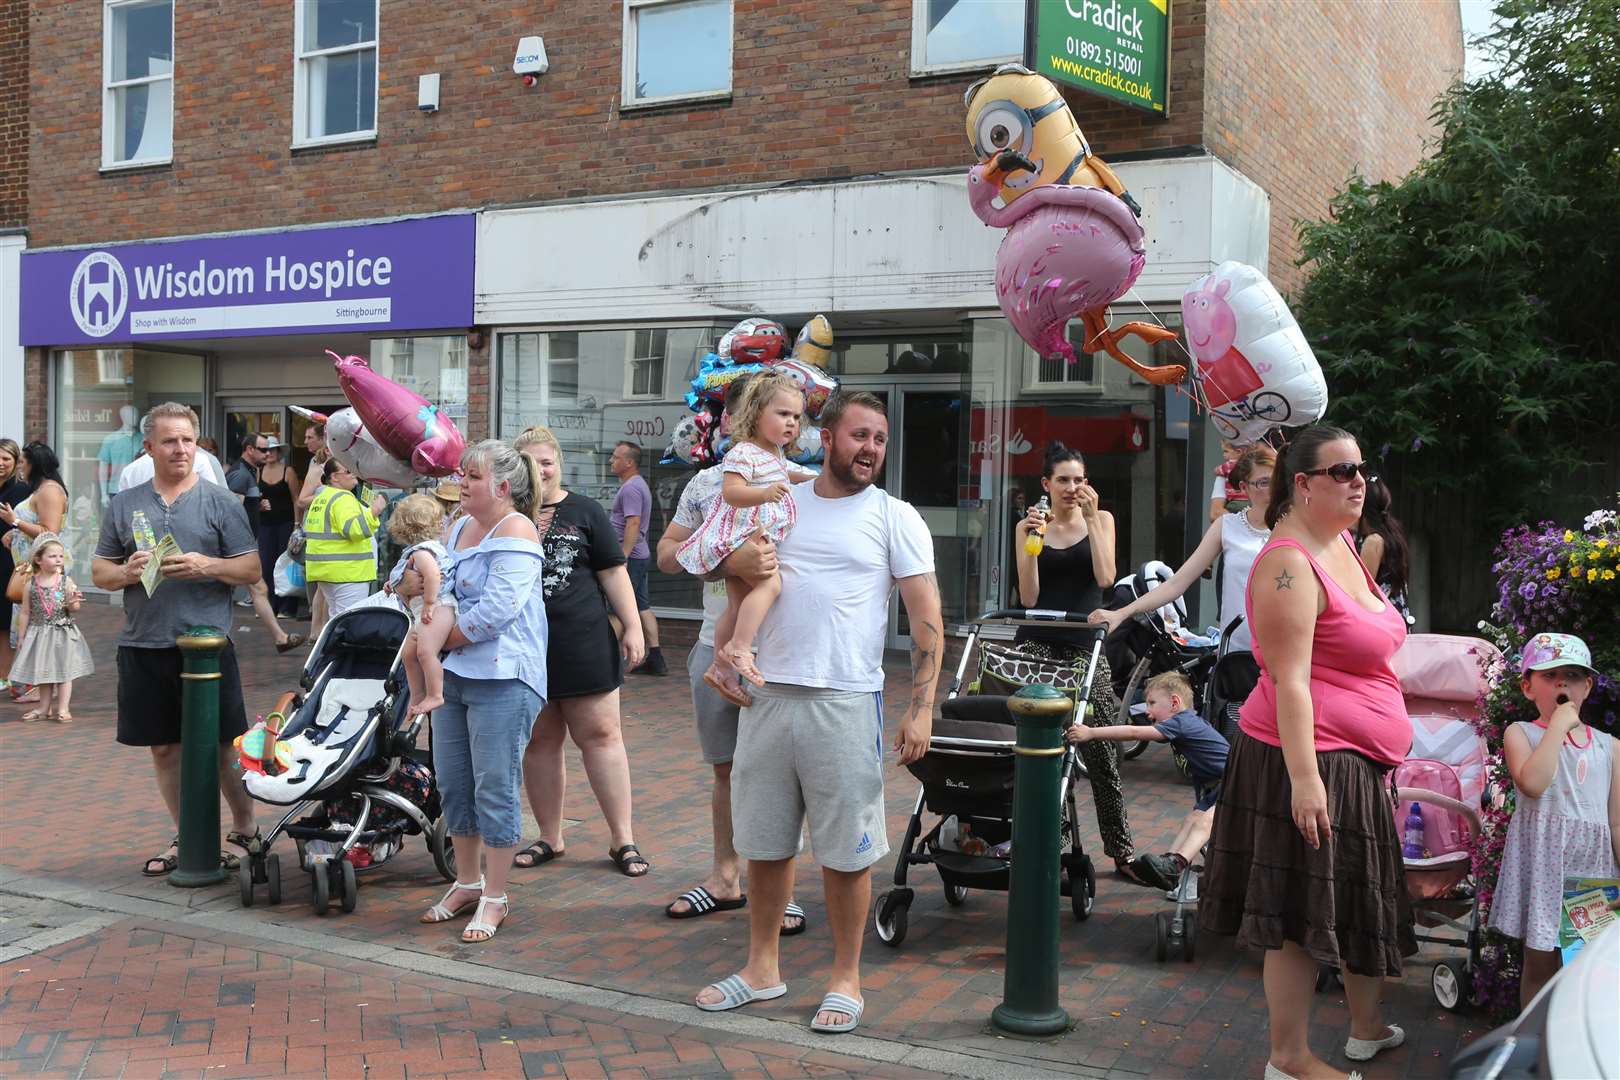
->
[780,900,808,937]
[667,886,747,919]
[512,840,564,868]
[695,973,788,1012]
[810,991,864,1034]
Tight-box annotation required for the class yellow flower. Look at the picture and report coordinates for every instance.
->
[1564,530,1575,542]
[1589,569,1599,582]
[1604,570,1616,581]
[1600,539,1612,550]
[1547,567,1562,580]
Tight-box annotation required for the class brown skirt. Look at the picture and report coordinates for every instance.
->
[1199,730,1417,977]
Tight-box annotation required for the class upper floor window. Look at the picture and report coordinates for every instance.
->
[622,0,732,109]
[294,0,378,146]
[911,0,1024,76]
[103,0,174,169]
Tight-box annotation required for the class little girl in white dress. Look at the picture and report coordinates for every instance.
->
[677,372,816,704]
[384,493,458,717]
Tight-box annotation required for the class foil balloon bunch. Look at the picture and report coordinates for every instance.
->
[663,315,839,467]
[303,350,468,489]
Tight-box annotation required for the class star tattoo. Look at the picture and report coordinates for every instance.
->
[1274,569,1295,591]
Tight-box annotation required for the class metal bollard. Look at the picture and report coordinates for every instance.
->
[991,683,1072,1035]
[170,626,228,888]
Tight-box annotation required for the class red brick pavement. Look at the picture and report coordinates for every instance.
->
[0,605,1495,1076]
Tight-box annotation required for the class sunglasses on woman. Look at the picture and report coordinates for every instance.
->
[1300,461,1378,483]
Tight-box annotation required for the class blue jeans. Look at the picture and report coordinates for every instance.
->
[432,671,542,848]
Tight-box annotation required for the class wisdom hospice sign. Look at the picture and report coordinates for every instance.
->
[20,213,475,346]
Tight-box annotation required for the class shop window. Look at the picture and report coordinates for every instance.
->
[910,0,1023,77]
[102,0,173,169]
[626,329,667,399]
[294,0,379,146]
[52,348,205,580]
[622,0,733,109]
[370,336,469,429]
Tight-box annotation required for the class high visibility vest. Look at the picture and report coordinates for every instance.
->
[302,486,378,583]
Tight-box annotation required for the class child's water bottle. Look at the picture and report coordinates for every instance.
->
[1401,802,1426,859]
[1023,496,1051,557]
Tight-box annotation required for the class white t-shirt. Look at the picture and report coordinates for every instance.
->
[672,466,729,648]
[118,448,227,490]
[755,480,934,693]
[1217,508,1269,652]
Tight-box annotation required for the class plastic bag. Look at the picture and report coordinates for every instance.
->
[273,551,307,598]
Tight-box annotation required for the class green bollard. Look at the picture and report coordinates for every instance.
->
[170,626,228,888]
[991,683,1072,1036]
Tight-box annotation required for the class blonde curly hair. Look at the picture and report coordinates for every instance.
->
[729,371,804,442]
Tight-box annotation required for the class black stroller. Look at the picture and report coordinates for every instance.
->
[874,610,1105,947]
[236,602,454,915]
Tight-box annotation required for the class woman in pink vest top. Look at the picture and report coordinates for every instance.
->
[1199,426,1414,1080]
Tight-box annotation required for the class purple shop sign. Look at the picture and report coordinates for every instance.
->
[20,213,474,346]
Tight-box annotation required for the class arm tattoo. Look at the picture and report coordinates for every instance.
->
[1274,569,1295,591]
[907,574,942,709]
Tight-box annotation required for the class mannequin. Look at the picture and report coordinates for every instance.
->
[98,405,142,507]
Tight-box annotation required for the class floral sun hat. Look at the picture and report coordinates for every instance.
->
[1520,632,1594,675]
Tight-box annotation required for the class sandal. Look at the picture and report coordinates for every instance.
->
[53,712,72,724]
[227,829,263,857]
[667,886,747,919]
[461,894,509,943]
[276,633,306,655]
[781,900,808,937]
[1114,859,1152,887]
[609,844,651,878]
[512,839,564,869]
[702,668,752,708]
[420,877,484,924]
[20,709,46,723]
[695,973,787,1012]
[810,991,865,1034]
[143,836,180,877]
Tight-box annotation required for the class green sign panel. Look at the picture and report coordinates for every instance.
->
[1028,0,1171,115]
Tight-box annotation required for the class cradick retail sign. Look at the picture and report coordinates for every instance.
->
[1028,0,1171,115]
[20,213,474,346]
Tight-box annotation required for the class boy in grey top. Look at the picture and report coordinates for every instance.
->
[92,403,265,878]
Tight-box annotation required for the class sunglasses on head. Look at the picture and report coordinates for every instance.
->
[1301,461,1378,484]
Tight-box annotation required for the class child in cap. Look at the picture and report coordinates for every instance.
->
[1068,671,1229,892]
[1488,632,1618,1008]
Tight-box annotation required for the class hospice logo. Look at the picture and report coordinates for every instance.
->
[69,251,128,338]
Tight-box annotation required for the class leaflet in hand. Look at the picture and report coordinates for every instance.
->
[140,534,183,596]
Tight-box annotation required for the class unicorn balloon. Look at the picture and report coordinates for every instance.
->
[329,350,466,477]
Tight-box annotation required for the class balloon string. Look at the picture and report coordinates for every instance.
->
[1122,288,1248,423]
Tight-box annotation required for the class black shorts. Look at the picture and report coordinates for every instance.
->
[116,644,251,747]
[626,557,651,611]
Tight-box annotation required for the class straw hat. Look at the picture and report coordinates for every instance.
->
[432,477,462,503]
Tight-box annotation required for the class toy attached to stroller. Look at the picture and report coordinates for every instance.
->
[874,610,1105,947]
[236,603,455,914]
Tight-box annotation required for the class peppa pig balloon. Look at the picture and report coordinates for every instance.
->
[1181,262,1328,444]
[324,407,419,489]
[329,351,466,477]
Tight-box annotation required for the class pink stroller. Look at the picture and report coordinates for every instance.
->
[1390,632,1502,1011]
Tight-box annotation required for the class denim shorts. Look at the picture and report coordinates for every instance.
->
[432,671,542,848]
[626,557,651,610]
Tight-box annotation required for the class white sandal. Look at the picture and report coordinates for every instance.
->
[420,878,483,924]
[461,894,509,943]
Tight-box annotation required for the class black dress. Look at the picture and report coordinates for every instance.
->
[257,467,298,614]
[0,475,29,638]
[539,492,629,699]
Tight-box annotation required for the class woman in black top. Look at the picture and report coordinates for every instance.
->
[0,439,30,688]
[511,427,652,878]
[1012,443,1140,881]
[256,439,301,616]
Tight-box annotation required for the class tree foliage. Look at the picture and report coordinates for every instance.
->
[1293,0,1620,527]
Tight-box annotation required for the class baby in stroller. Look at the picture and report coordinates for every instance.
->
[1068,671,1229,892]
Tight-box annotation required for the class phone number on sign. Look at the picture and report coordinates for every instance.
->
[1067,37,1143,76]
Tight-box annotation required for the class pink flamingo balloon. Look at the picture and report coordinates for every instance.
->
[328,351,466,477]
[967,151,1184,385]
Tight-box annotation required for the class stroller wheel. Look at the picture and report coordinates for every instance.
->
[1071,856,1095,921]
[339,859,358,914]
[238,859,255,908]
[1432,959,1468,1011]
[1154,912,1170,961]
[943,881,968,908]
[430,817,457,883]
[266,854,282,905]
[311,863,331,915]
[1182,915,1197,962]
[874,890,909,946]
[1119,739,1148,761]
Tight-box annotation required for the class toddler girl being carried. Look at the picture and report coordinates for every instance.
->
[385,493,458,717]
[678,371,817,705]
[10,533,94,723]
[1487,632,1619,1008]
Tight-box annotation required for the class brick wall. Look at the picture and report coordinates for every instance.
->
[1203,0,1463,295]
[27,0,1208,248]
[0,0,26,228]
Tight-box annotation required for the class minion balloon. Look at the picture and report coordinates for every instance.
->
[964,65,1184,385]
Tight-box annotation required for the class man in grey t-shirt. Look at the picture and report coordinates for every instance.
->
[92,403,265,878]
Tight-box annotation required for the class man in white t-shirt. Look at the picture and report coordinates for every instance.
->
[693,391,942,1035]
[657,377,807,936]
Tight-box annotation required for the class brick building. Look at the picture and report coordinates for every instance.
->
[14,0,1460,634]
[0,0,25,440]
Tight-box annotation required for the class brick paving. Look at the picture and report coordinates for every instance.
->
[0,604,1498,1077]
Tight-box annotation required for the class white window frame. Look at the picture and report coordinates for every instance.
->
[621,0,733,111]
[292,0,380,149]
[101,0,174,171]
[622,328,668,401]
[909,0,1023,78]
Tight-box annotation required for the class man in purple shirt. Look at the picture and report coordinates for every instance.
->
[609,441,665,674]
